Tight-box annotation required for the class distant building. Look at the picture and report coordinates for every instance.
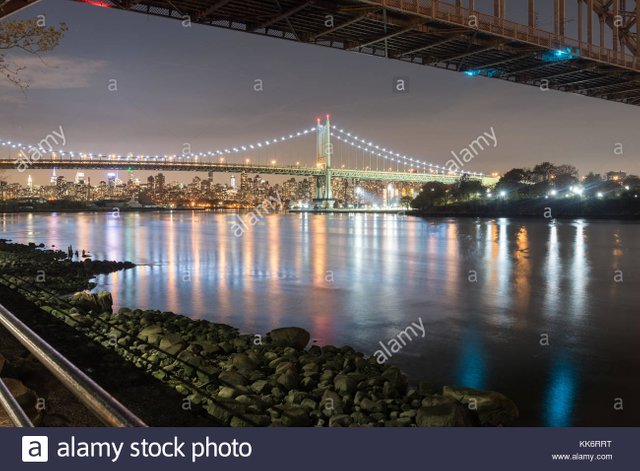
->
[155,173,166,190]
[230,175,236,189]
[75,172,86,185]
[240,173,249,192]
[107,173,117,188]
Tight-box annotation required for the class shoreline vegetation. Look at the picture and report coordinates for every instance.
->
[410,162,640,220]
[410,198,640,220]
[0,239,519,427]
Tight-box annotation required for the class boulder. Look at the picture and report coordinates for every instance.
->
[276,370,299,390]
[203,399,246,426]
[381,366,408,395]
[159,333,185,355]
[416,403,468,427]
[219,370,248,387]
[442,386,519,426]
[328,414,352,427]
[334,374,358,395]
[70,290,113,313]
[267,327,310,349]
[274,405,312,426]
[359,398,385,413]
[320,390,344,414]
[230,414,270,427]
[250,379,271,395]
[137,324,163,343]
[217,386,239,399]
[231,353,257,372]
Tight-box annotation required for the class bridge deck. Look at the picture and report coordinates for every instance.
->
[0,159,498,185]
[63,0,640,106]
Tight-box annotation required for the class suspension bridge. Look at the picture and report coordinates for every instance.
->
[0,117,498,204]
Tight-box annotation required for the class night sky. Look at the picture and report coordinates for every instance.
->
[1,0,639,185]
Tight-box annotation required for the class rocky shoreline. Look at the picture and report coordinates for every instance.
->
[0,240,519,427]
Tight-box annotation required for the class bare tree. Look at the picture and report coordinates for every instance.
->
[0,17,67,89]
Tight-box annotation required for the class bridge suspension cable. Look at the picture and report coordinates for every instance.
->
[0,126,317,163]
[331,126,484,178]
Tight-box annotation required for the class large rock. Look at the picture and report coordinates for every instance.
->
[219,370,248,387]
[273,405,311,426]
[137,325,163,344]
[381,366,408,395]
[416,403,468,427]
[334,374,358,395]
[267,327,310,349]
[203,398,246,426]
[442,386,519,426]
[70,290,113,313]
[231,353,257,372]
[159,333,185,355]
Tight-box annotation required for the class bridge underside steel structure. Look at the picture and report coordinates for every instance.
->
[0,0,39,18]
[57,0,640,107]
[0,159,499,186]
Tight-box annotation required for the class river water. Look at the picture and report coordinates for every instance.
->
[1,211,638,426]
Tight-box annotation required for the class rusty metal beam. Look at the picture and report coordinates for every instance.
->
[463,50,539,70]
[0,0,40,18]
[394,35,461,57]
[431,42,504,65]
[310,10,377,40]
[250,0,315,32]
[352,20,422,49]
[196,0,234,20]
[529,0,535,27]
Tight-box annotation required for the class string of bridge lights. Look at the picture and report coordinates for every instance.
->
[0,124,483,177]
[0,127,316,161]
[331,126,484,177]
[333,133,447,174]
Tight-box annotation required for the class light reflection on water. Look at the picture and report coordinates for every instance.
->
[1,211,639,426]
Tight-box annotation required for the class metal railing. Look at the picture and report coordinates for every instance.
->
[0,376,33,427]
[375,0,640,71]
[0,302,146,427]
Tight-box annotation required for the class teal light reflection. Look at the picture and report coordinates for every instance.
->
[456,329,486,390]
[544,355,578,427]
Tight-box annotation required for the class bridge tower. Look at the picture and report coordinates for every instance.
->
[314,115,334,205]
